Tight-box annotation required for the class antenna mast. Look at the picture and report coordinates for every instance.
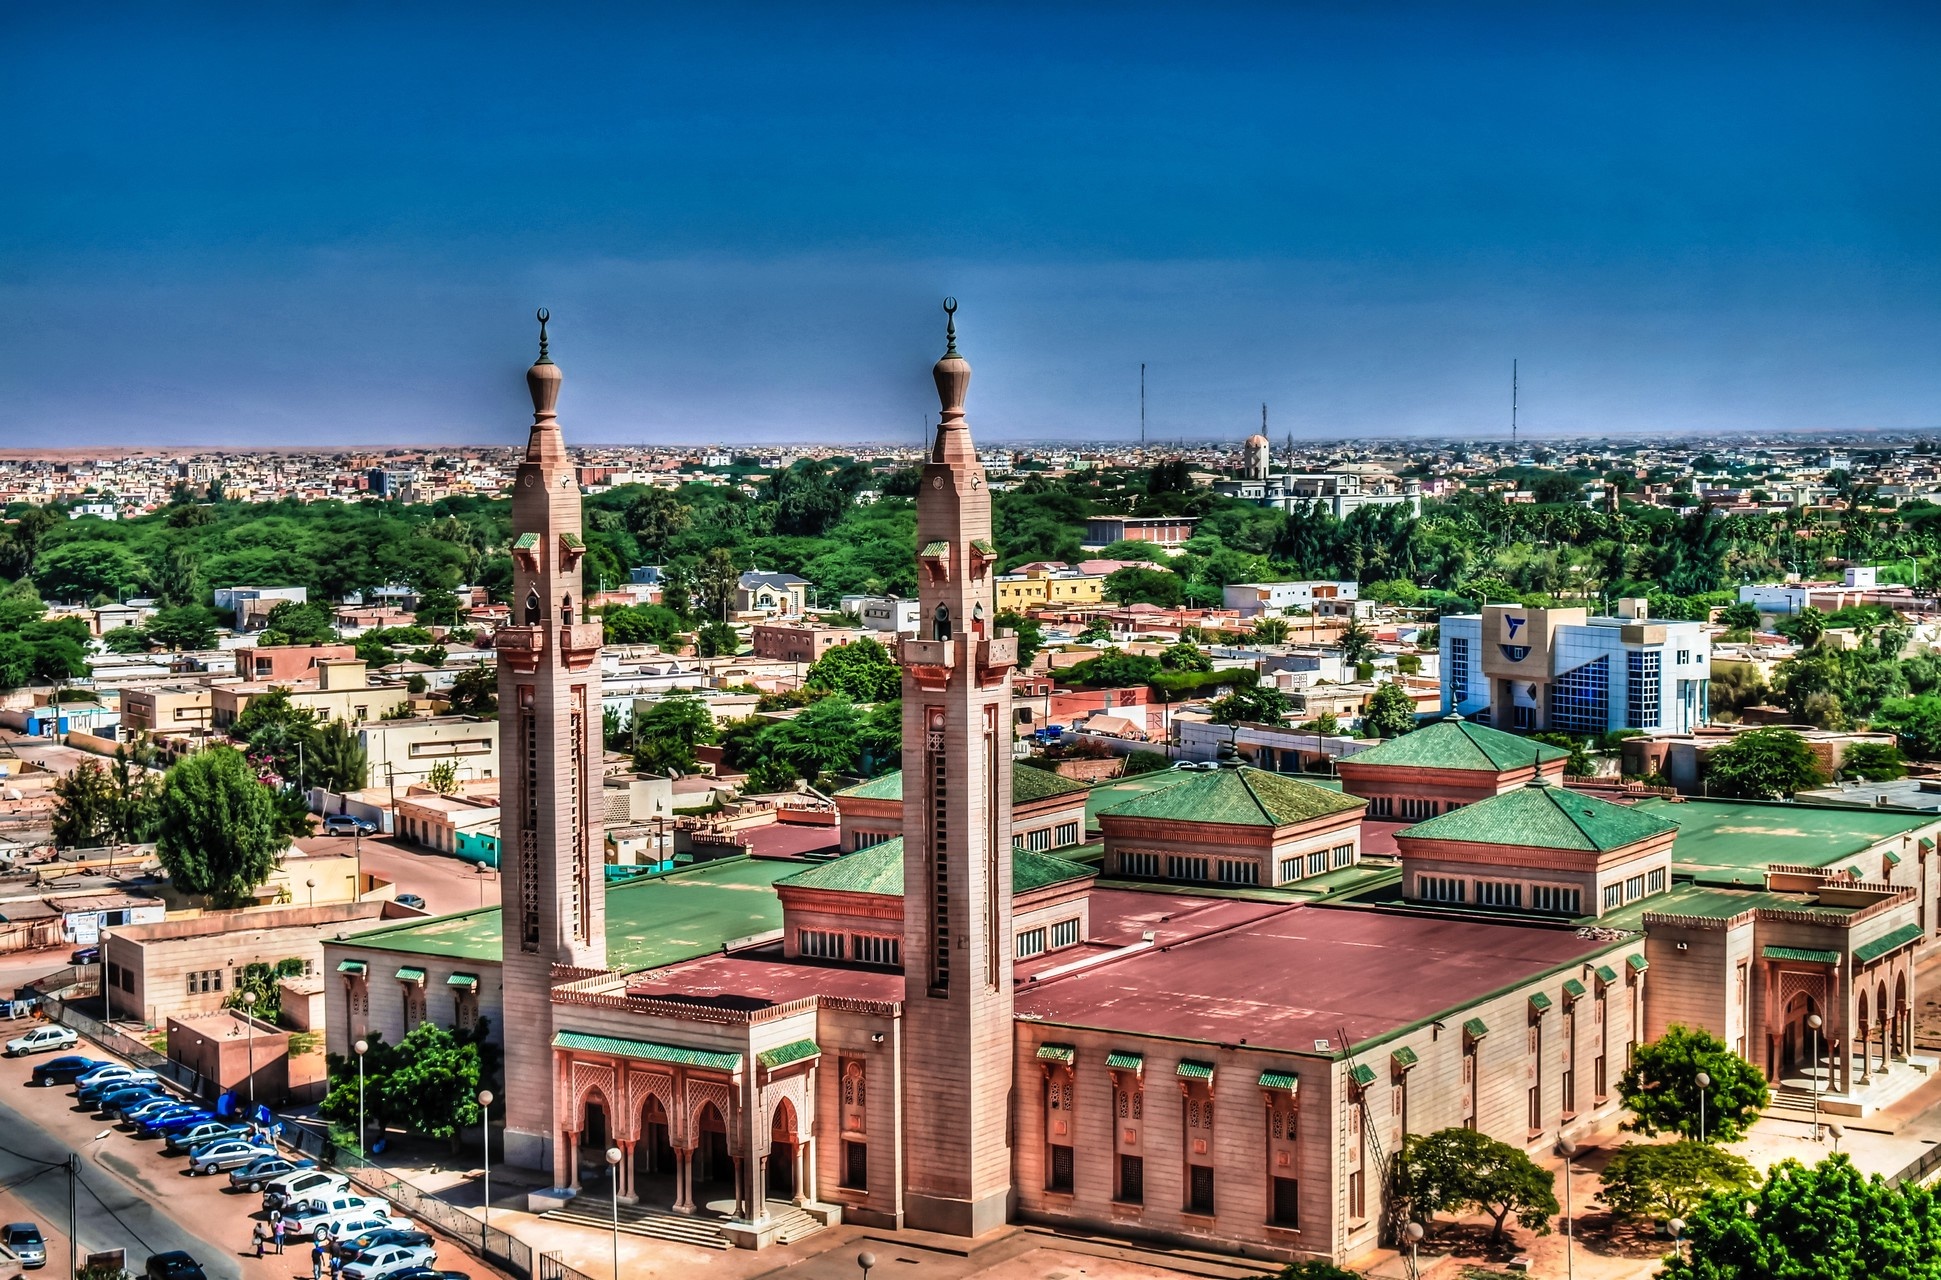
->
[1512,359,1519,454]
[1140,362,1147,450]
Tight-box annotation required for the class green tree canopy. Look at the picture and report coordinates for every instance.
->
[1103,565,1185,607]
[145,604,221,651]
[1703,728,1826,799]
[1363,681,1418,738]
[321,1018,500,1152]
[804,637,901,702]
[256,600,337,646]
[1839,741,1905,781]
[1597,1140,1760,1222]
[444,663,498,717]
[1398,1127,1559,1244]
[1619,1024,1770,1143]
[1718,601,1762,631]
[695,620,740,658]
[601,603,685,648]
[632,694,719,776]
[1336,615,1378,666]
[1159,641,1213,672]
[155,745,287,907]
[996,611,1044,670]
[1209,685,1291,727]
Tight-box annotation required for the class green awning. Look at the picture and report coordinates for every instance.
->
[1176,1059,1215,1082]
[1855,922,1925,964]
[1529,991,1553,1013]
[553,1031,744,1074]
[971,539,997,555]
[1627,955,1649,974]
[1923,837,1935,853]
[1258,1069,1299,1094]
[1391,1046,1419,1071]
[1594,964,1619,985]
[560,533,585,550]
[513,532,539,551]
[1561,978,1588,1000]
[1885,850,1903,868]
[445,973,479,991]
[395,966,426,984]
[921,541,949,557]
[756,1039,820,1070]
[336,959,367,976]
[1846,864,1865,880]
[1349,1064,1378,1088]
[1106,1050,1144,1073]
[1463,1017,1489,1039]
[1763,946,1841,965]
[1036,1043,1077,1065]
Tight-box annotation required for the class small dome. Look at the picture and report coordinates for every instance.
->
[1245,433,1270,447]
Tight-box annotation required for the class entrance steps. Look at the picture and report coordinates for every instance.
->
[768,1201,826,1245]
[539,1201,730,1251]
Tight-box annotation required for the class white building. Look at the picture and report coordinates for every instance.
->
[839,594,922,635]
[1221,580,1359,618]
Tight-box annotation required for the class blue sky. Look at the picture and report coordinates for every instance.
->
[4,2,1937,446]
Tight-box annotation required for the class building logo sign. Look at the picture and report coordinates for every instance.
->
[1505,616,1526,638]
[1499,645,1532,662]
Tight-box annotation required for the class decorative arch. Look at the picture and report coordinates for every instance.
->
[771,1096,799,1145]
[687,1079,737,1150]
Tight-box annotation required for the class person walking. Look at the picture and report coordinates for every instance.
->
[251,1222,266,1259]
[327,1236,343,1280]
[272,1215,286,1254]
[310,1236,325,1280]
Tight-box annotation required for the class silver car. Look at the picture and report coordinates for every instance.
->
[4,1223,46,1270]
[186,1138,276,1176]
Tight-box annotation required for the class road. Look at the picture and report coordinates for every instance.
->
[294,835,500,916]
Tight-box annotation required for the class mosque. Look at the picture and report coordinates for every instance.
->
[1212,429,1423,520]
[324,308,1933,1267]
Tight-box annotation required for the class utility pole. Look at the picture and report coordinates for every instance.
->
[1511,359,1519,454]
[1139,363,1146,451]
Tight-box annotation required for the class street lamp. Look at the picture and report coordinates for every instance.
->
[306,878,316,908]
[1403,1222,1424,1280]
[857,1252,876,1280]
[1829,1122,1844,1155]
[1807,1012,1825,1140]
[605,1147,623,1280]
[354,1038,369,1154]
[1556,1137,1578,1280]
[478,1089,494,1237]
[1695,1070,1712,1143]
[241,990,258,1108]
[1668,1217,1686,1265]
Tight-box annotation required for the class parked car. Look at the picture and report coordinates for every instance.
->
[229,1153,316,1193]
[3,994,42,1020]
[95,1084,168,1115]
[262,1170,350,1212]
[144,1252,207,1280]
[165,1119,251,1154]
[186,1138,276,1176]
[333,1227,431,1261]
[75,1062,150,1092]
[284,1197,391,1236]
[342,1242,436,1280]
[119,1096,186,1124]
[387,1270,468,1280]
[68,947,99,966]
[323,815,377,836]
[314,1216,402,1257]
[4,1026,78,1057]
[83,1072,164,1105]
[3,1223,46,1270]
[137,1106,212,1137]
[395,893,427,910]
[29,1055,102,1087]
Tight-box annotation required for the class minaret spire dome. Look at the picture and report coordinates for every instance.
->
[931,298,974,463]
[525,307,567,466]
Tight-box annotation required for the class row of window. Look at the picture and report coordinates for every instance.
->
[1416,873,1658,917]
[1366,796,1450,819]
[1601,869,1666,909]
[1015,822,1084,852]
[1017,917,1083,958]
[1276,844,1356,884]
[1116,847,1354,886]
[799,929,902,967]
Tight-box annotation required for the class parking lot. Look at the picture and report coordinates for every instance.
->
[0,1040,495,1280]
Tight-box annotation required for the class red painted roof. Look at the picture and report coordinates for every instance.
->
[625,946,903,1006]
[742,824,841,859]
[1015,904,1611,1053]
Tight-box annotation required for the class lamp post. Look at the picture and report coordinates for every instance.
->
[1807,1012,1825,1140]
[1829,1122,1844,1155]
[478,1089,493,1236]
[605,1147,623,1280]
[354,1038,369,1154]
[857,1252,876,1280]
[1403,1221,1424,1280]
[306,878,316,908]
[1695,1069,1711,1143]
[1556,1137,1578,1280]
[1668,1217,1686,1265]
[241,990,257,1108]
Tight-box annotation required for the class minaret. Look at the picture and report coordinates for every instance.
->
[496,310,606,1177]
[899,300,1017,1235]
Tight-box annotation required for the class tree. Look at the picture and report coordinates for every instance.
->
[1272,1264,1362,1280]
[1399,1127,1558,1244]
[225,958,307,1014]
[51,759,118,848]
[1718,601,1762,631]
[308,718,369,793]
[155,746,287,907]
[1791,607,1827,649]
[1839,741,1906,781]
[235,687,319,785]
[1103,565,1185,607]
[996,611,1044,670]
[695,620,740,658]
[1123,750,1171,776]
[632,694,718,776]
[1209,686,1291,726]
[1363,682,1418,738]
[805,637,901,702]
[1251,616,1290,644]
[601,603,684,648]
[1598,1141,1760,1222]
[101,626,151,655]
[1703,728,1826,799]
[1619,1024,1770,1143]
[1337,615,1378,666]
[256,600,336,646]
[1078,618,1113,643]
[1662,1154,1941,1280]
[1531,732,1595,777]
[1299,711,1341,735]
[414,589,461,628]
[321,1018,499,1153]
[695,547,740,621]
[445,663,498,718]
[1876,695,1941,759]
[425,760,461,796]
[144,604,220,651]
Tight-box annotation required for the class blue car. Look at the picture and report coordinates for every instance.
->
[120,1097,184,1124]
[74,1063,145,1091]
[132,1104,204,1134]
[95,1084,166,1114]
[141,1109,213,1137]
[79,1071,161,1104]
[30,1055,103,1087]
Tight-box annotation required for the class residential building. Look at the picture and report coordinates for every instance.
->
[750,622,865,665]
[1080,515,1196,548]
[1221,580,1359,618]
[237,643,357,682]
[737,571,811,617]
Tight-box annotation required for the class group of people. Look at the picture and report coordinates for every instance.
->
[248,1214,348,1279]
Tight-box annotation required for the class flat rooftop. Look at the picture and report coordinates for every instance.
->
[623,945,903,1007]
[1014,903,1624,1056]
[343,856,794,970]
[1599,880,1873,928]
[1633,797,1933,885]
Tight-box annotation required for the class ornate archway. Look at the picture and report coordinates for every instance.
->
[769,1097,800,1200]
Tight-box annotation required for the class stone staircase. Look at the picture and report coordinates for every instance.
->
[767,1201,825,1245]
[539,1201,730,1251]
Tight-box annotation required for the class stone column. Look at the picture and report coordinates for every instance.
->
[565,1129,581,1193]
[672,1146,694,1215]
[618,1140,637,1204]
[1860,1021,1872,1084]
[799,1137,814,1205]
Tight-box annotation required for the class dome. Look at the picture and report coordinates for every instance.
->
[1245,433,1270,447]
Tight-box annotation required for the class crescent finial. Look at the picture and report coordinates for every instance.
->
[535,308,552,363]
[942,297,959,357]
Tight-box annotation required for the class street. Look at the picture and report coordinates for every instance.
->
[292,835,499,916]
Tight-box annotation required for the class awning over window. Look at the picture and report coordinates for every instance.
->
[1854,923,1924,964]
[1176,1059,1215,1082]
[1035,1043,1077,1065]
[552,1030,743,1074]
[1105,1050,1144,1073]
[756,1039,820,1071]
[1561,978,1588,1000]
[395,966,426,985]
[1463,1017,1489,1040]
[1391,1046,1420,1072]
[1258,1069,1299,1094]
[336,959,367,976]
[1349,1064,1378,1088]
[1762,946,1840,965]
[446,973,479,991]
[1627,954,1649,974]
[1529,991,1553,1014]
[1594,964,1619,985]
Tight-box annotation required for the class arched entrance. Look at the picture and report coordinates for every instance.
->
[769,1099,800,1200]
[694,1102,733,1197]
[1782,991,1822,1079]
[579,1091,613,1186]
[637,1095,674,1176]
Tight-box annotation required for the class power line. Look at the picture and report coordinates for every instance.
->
[74,1167,161,1257]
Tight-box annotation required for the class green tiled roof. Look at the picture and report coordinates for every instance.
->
[1391,1046,1419,1070]
[1036,1044,1077,1065]
[1854,923,1924,964]
[756,1039,819,1070]
[446,972,478,990]
[1595,965,1619,985]
[1635,796,1936,884]
[512,532,539,551]
[1763,946,1841,965]
[336,960,367,975]
[1562,978,1588,1000]
[1343,717,1568,772]
[971,538,997,555]
[1349,1063,1378,1087]
[777,838,1095,897]
[1846,865,1865,879]
[1529,991,1553,1012]
[837,767,1089,806]
[560,532,585,550]
[1097,765,1363,829]
[1398,781,1676,853]
[1463,1017,1489,1039]
[1106,1050,1144,1072]
[553,1030,743,1073]
[1627,954,1649,973]
[395,966,426,984]
[921,541,949,557]
[1176,1059,1216,1081]
[1885,850,1902,868]
[1259,1069,1299,1093]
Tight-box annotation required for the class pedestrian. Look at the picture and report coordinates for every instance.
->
[328,1239,343,1280]
[310,1239,324,1280]
[272,1216,286,1254]
[251,1222,266,1259]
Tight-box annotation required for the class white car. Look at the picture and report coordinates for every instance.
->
[263,1169,350,1211]
[285,1196,391,1236]
[5,1026,79,1058]
[341,1242,435,1280]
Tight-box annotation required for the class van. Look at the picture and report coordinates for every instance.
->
[262,1170,350,1212]
[285,1196,390,1236]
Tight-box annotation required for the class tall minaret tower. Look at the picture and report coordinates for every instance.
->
[496,310,606,1176]
[900,300,1017,1235]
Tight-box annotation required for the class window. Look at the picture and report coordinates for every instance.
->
[1016,928,1047,959]
[1603,883,1624,910]
[1119,851,1160,877]
[1306,850,1327,876]
[1625,874,1646,902]
[187,969,222,994]
[1418,875,1465,903]
[1647,868,1666,894]
[1054,822,1081,847]
[1627,651,1662,729]
[799,930,845,960]
[1528,1085,1542,1133]
[851,934,900,967]
[1279,856,1303,884]
[1050,918,1081,949]
[1595,1055,1607,1101]
[454,994,478,1032]
[1117,1154,1144,1205]
[1272,1177,1300,1228]
[1676,649,1690,667]
[1367,796,1395,818]
[1167,855,1209,882]
[1400,797,1439,819]
[1188,1165,1215,1215]
[1048,1144,1074,1193]
[1449,637,1470,704]
[1549,656,1610,735]
[1332,843,1354,868]
[1563,1068,1576,1116]
[1218,859,1259,886]
[1477,880,1522,908]
[1016,828,1052,852]
[1532,884,1581,915]
[842,1140,868,1191]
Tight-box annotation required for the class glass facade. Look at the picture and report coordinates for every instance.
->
[1548,656,1609,734]
[1627,651,1662,729]
[1448,637,1470,705]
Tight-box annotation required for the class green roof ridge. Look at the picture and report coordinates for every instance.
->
[1398,783,1676,853]
[1346,718,1568,772]
[778,838,1095,896]
[1098,765,1362,828]
[837,767,1089,806]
